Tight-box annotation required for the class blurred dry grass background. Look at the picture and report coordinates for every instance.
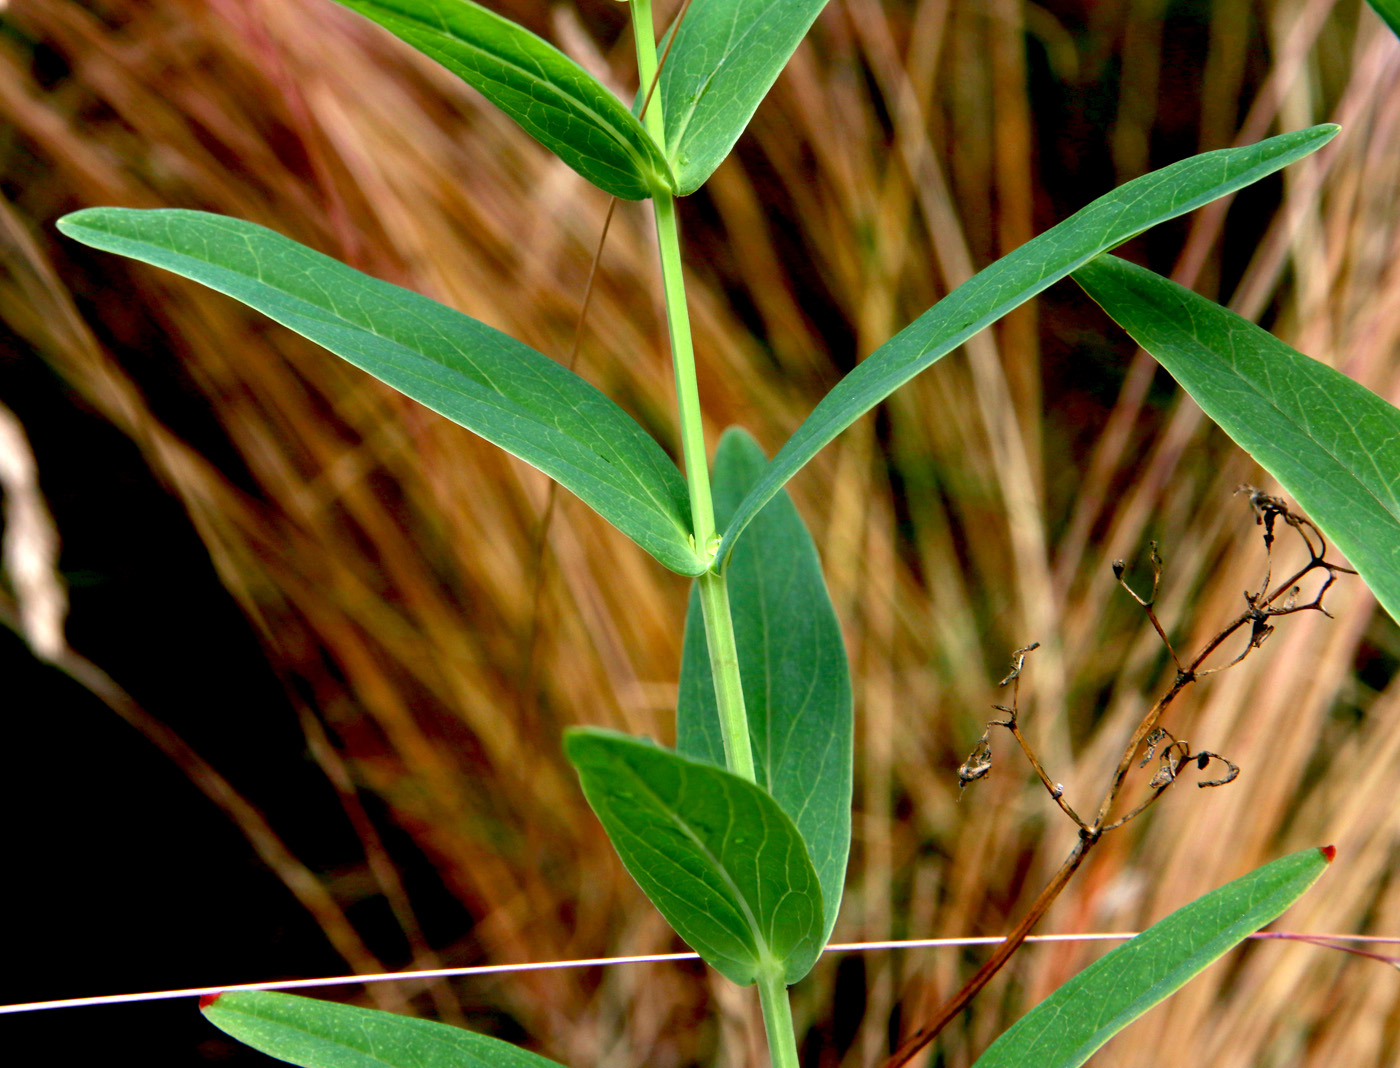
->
[2,0,1399,1064]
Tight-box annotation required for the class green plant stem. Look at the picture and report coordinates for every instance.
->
[630,3,774,1063]
[697,568,756,780]
[757,968,801,1068]
[629,4,753,779]
[652,189,717,550]
[649,105,754,784]
[629,0,666,149]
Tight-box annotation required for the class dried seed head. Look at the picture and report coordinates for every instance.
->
[958,731,994,788]
[1112,559,1126,580]
[1140,727,1170,766]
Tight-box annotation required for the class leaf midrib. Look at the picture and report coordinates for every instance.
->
[624,757,778,965]
[666,0,798,160]
[85,213,693,544]
[1156,289,1400,533]
[371,4,656,181]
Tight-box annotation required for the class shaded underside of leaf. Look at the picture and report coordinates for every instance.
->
[716,124,1340,565]
[57,208,705,575]
[971,847,1332,1068]
[565,727,823,985]
[677,427,851,946]
[202,990,568,1068]
[658,0,830,194]
[332,0,672,200]
[1073,253,1400,625]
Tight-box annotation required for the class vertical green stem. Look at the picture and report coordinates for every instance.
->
[652,189,717,551]
[631,0,751,781]
[757,969,801,1068]
[629,0,666,149]
[629,9,780,1068]
[697,568,756,781]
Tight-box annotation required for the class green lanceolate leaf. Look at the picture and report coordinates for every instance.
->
[58,208,705,576]
[677,427,851,946]
[658,0,829,194]
[1073,254,1400,625]
[565,727,823,985]
[202,990,567,1067]
[716,124,1340,565]
[1364,0,1400,38]
[970,847,1332,1068]
[332,0,673,200]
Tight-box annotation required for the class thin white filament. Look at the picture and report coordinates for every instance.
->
[3,932,1394,1015]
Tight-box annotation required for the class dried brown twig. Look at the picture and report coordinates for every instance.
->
[884,488,1353,1068]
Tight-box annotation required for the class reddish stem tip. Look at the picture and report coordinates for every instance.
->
[199,993,222,1010]
[1320,844,1337,863]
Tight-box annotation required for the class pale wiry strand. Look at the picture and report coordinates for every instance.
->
[4,931,1395,1016]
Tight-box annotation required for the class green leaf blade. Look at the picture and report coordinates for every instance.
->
[1073,254,1400,624]
[58,208,705,576]
[333,0,672,200]
[202,990,568,1067]
[678,428,851,946]
[564,727,824,985]
[717,124,1340,564]
[971,847,1332,1068]
[659,0,830,194]
[1364,0,1400,38]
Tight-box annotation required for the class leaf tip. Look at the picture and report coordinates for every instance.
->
[1320,844,1337,863]
[54,212,85,237]
[198,992,222,1010]
[56,207,116,240]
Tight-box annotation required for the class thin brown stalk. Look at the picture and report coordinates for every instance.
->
[886,499,1351,1066]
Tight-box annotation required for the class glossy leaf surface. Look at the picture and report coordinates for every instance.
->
[970,847,1332,1068]
[1364,0,1400,37]
[717,124,1339,564]
[334,0,672,200]
[58,208,705,575]
[1074,254,1400,625]
[678,428,851,945]
[202,990,566,1067]
[565,727,823,985]
[658,0,829,194]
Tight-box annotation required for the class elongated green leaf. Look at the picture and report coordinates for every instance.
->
[332,0,672,200]
[716,125,1340,565]
[202,990,566,1067]
[564,727,823,985]
[1073,254,1400,625]
[971,847,1332,1068]
[1365,0,1400,38]
[658,0,829,194]
[58,208,705,576]
[678,427,851,946]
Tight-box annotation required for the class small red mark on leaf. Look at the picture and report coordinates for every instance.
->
[199,993,222,1010]
[1320,844,1336,863]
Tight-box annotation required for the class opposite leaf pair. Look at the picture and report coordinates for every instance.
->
[55,123,1343,583]
[330,0,827,199]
